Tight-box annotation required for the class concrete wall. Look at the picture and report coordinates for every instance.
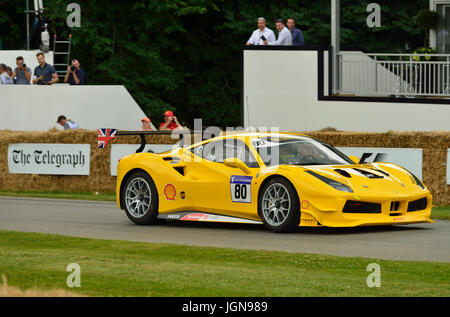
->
[243,49,450,132]
[0,85,147,131]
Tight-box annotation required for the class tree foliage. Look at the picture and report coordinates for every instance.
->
[0,0,429,127]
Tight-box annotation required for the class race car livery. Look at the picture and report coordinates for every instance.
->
[104,131,433,232]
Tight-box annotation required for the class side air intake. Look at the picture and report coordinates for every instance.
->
[407,198,428,212]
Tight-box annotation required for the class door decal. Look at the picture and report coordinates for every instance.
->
[230,175,252,203]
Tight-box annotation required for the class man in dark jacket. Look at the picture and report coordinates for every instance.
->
[287,18,305,46]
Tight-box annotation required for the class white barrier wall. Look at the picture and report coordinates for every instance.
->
[243,49,450,132]
[0,85,147,131]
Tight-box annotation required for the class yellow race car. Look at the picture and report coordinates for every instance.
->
[103,131,433,232]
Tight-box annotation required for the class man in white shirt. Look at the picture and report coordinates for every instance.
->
[264,19,293,46]
[246,17,276,46]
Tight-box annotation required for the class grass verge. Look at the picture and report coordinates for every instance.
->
[431,206,450,220]
[0,230,448,297]
[0,190,116,201]
[0,190,449,220]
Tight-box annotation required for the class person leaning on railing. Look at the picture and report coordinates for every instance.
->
[57,115,79,130]
[246,17,275,46]
[263,19,292,46]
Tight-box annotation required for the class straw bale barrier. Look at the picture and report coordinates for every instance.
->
[0,129,448,205]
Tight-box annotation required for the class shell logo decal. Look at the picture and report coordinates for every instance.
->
[301,200,310,210]
[164,184,176,200]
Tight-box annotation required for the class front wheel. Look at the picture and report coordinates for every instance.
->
[259,177,300,233]
[122,171,159,225]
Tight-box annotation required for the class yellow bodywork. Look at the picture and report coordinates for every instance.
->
[116,132,433,227]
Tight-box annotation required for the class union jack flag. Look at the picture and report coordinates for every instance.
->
[97,128,117,149]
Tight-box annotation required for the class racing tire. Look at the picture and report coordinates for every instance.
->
[122,171,159,225]
[258,177,300,233]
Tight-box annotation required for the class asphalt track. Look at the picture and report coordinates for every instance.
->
[0,196,449,263]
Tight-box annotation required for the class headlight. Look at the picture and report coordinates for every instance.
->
[306,170,353,193]
[401,168,425,190]
[409,172,425,190]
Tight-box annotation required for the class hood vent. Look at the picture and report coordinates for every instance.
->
[371,168,390,177]
[334,169,351,178]
[353,168,384,179]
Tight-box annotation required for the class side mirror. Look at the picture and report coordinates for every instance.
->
[349,155,360,164]
[223,158,251,174]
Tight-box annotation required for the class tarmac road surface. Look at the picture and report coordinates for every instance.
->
[0,196,448,262]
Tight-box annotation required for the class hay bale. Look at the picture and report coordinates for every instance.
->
[0,276,82,297]
[0,130,448,205]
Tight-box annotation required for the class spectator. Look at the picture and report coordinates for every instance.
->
[159,111,182,131]
[264,19,292,46]
[287,18,305,46]
[246,17,276,46]
[11,56,32,85]
[64,59,86,85]
[0,64,14,84]
[141,117,155,131]
[33,52,58,85]
[6,66,13,77]
[57,115,79,130]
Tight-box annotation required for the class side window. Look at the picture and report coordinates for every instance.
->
[190,139,259,168]
[224,139,259,168]
[203,140,224,163]
[190,140,224,163]
[191,145,204,158]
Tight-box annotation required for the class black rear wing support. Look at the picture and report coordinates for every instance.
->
[97,129,219,153]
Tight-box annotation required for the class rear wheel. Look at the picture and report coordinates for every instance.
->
[259,177,300,233]
[122,171,159,225]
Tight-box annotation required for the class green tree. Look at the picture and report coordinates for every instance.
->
[0,0,430,127]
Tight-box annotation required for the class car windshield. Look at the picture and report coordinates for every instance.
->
[252,136,354,167]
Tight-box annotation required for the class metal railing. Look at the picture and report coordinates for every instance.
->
[338,52,450,97]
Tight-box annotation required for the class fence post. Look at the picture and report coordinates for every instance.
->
[374,56,378,95]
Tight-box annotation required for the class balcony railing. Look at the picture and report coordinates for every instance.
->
[338,52,450,97]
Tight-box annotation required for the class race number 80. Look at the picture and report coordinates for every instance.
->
[230,175,252,203]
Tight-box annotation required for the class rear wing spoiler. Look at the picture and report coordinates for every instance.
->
[97,129,213,153]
